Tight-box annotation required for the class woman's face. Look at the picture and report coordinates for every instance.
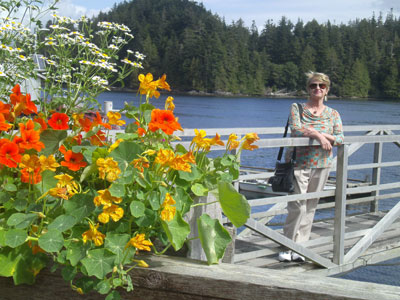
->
[308,79,329,101]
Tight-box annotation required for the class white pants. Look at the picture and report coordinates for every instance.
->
[283,168,330,243]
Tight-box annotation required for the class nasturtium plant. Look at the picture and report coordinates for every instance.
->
[0,0,258,298]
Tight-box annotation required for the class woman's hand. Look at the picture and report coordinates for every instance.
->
[303,128,332,151]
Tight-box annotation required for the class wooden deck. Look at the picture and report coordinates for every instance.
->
[176,124,400,278]
[234,210,400,276]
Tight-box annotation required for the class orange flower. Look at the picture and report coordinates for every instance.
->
[78,117,93,132]
[33,114,48,132]
[138,73,170,99]
[131,156,150,172]
[241,133,260,151]
[107,111,126,126]
[18,120,45,152]
[93,112,111,130]
[48,112,69,130]
[9,84,37,116]
[89,130,107,146]
[160,193,176,221]
[82,223,105,246]
[0,101,11,119]
[165,96,175,111]
[148,109,182,135]
[0,139,21,168]
[126,233,153,251]
[60,149,87,171]
[135,121,146,136]
[227,134,240,151]
[21,167,42,184]
[0,113,12,131]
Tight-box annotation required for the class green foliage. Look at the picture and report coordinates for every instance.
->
[98,0,400,98]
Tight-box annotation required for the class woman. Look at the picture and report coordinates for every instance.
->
[278,72,344,262]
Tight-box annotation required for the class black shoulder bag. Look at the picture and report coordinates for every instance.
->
[268,103,303,193]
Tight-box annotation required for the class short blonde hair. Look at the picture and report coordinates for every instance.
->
[305,71,330,92]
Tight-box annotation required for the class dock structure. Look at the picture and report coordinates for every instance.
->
[175,125,400,277]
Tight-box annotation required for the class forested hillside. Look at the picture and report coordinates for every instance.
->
[96,0,400,98]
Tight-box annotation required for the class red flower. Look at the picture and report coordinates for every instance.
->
[0,139,21,168]
[93,112,111,130]
[61,149,87,171]
[33,115,48,132]
[148,109,182,135]
[48,112,69,130]
[89,130,107,146]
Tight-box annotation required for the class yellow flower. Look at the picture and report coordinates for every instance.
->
[131,156,150,172]
[108,138,123,153]
[71,113,84,127]
[227,133,240,151]
[107,111,126,126]
[190,129,214,151]
[49,174,79,200]
[160,193,176,221]
[98,204,124,224]
[39,155,60,172]
[165,96,175,111]
[126,233,153,251]
[169,152,195,173]
[94,189,122,207]
[154,148,175,167]
[82,223,105,246]
[96,157,121,182]
[142,149,156,156]
[241,133,260,151]
[19,154,40,172]
[209,133,225,147]
[132,259,149,268]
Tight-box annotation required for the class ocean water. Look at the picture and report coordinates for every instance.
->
[97,92,400,286]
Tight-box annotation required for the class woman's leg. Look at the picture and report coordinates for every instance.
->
[296,168,331,242]
[283,169,310,241]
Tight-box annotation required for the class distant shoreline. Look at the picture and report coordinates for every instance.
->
[109,87,397,101]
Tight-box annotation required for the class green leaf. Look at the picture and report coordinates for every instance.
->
[174,187,193,215]
[148,191,161,210]
[161,212,190,251]
[96,280,112,295]
[5,229,27,248]
[40,129,68,156]
[37,170,58,194]
[48,215,77,232]
[130,201,145,218]
[81,249,116,280]
[110,141,142,163]
[105,290,121,300]
[0,191,11,203]
[197,214,232,265]
[134,208,156,227]
[64,194,95,222]
[218,181,250,228]
[178,165,202,182]
[0,247,19,276]
[38,229,64,252]
[191,183,209,197]
[4,183,17,192]
[80,163,98,183]
[109,183,125,198]
[66,240,90,266]
[105,233,134,265]
[61,265,77,281]
[0,230,5,246]
[7,213,37,229]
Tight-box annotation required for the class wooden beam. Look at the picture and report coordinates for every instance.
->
[344,200,400,263]
[333,144,348,265]
[245,218,336,268]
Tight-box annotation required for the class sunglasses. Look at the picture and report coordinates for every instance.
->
[309,83,327,90]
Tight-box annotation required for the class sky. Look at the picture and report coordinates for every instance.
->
[56,0,399,29]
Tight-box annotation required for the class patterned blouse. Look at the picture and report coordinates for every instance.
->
[286,102,344,169]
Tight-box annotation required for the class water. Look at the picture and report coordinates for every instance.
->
[98,91,400,286]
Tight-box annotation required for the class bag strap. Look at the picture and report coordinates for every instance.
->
[276,103,303,162]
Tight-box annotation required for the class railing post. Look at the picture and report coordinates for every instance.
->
[371,131,383,213]
[333,144,348,265]
[232,135,241,191]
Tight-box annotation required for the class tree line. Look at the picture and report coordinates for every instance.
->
[95,0,400,99]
